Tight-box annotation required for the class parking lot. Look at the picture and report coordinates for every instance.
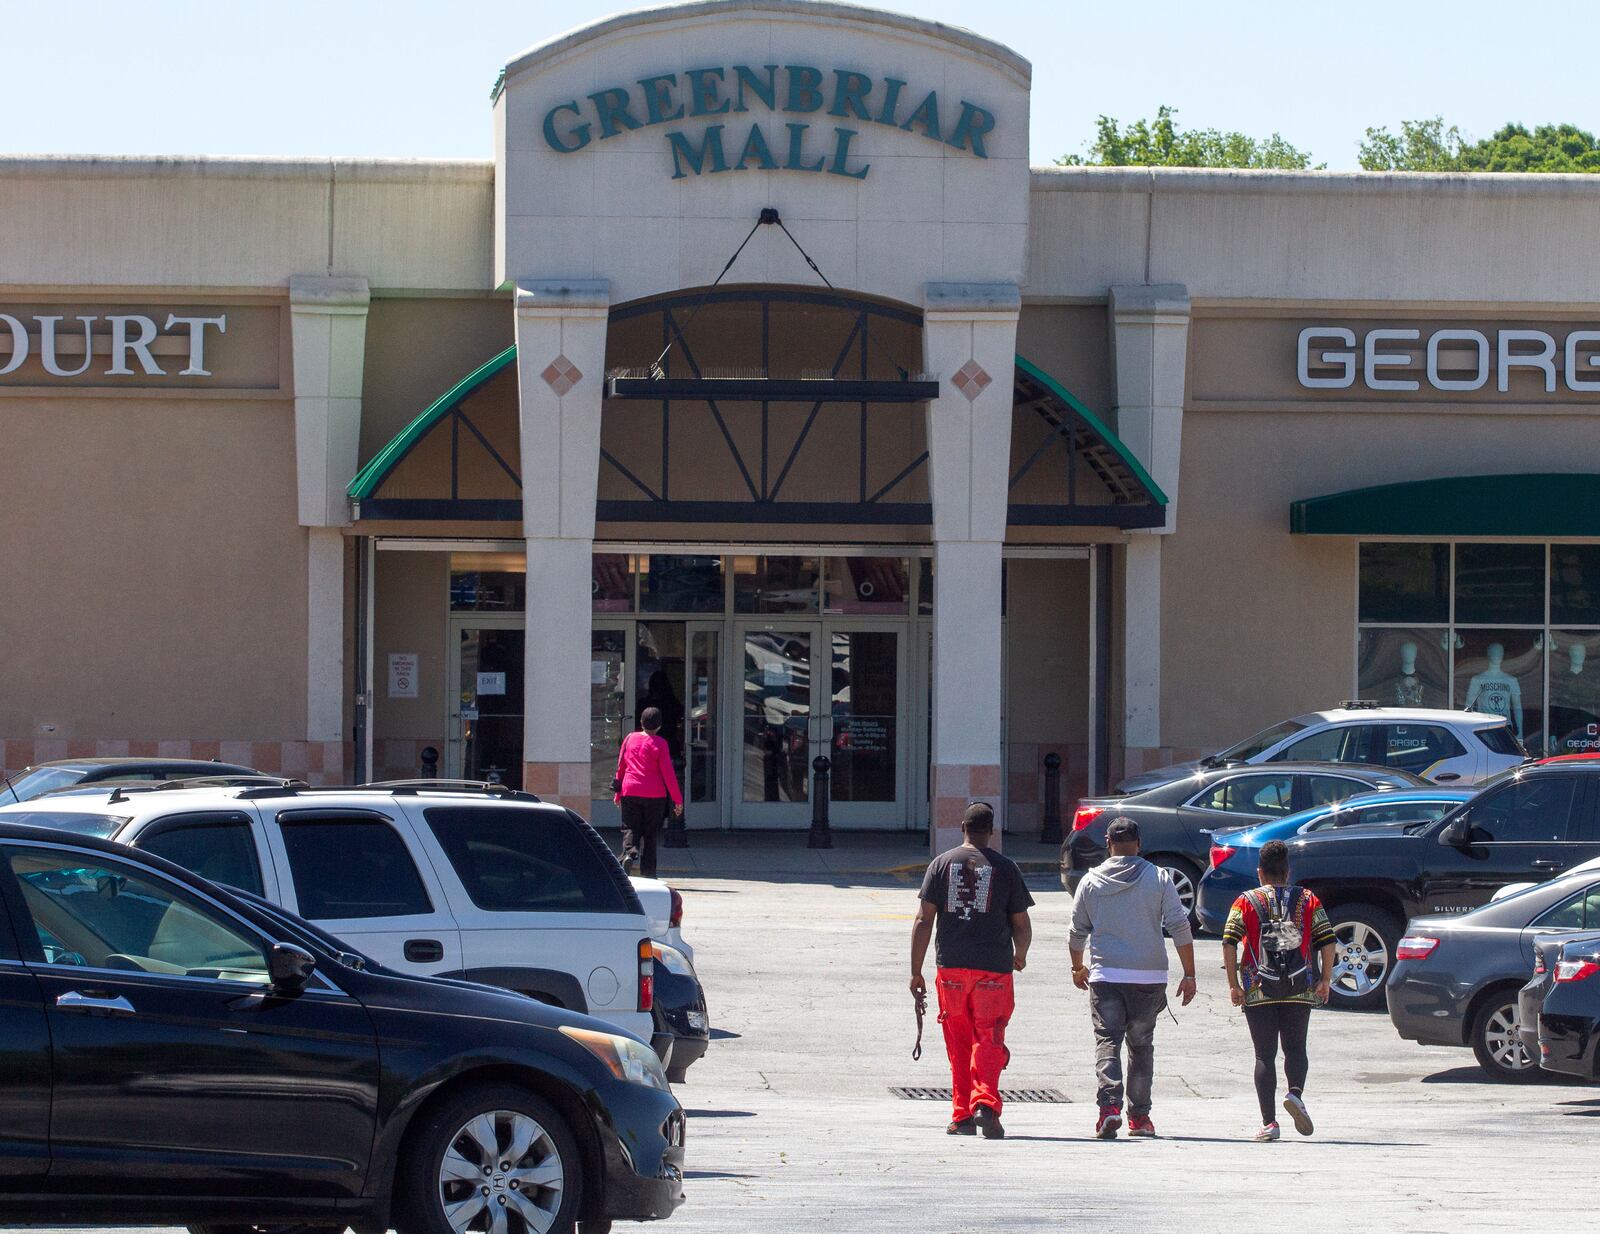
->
[41,863,1597,1234]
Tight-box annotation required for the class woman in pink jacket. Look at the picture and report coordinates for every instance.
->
[613,706,683,876]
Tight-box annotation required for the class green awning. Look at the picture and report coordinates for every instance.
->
[1291,473,1600,537]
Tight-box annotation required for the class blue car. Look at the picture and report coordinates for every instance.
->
[1194,788,1475,934]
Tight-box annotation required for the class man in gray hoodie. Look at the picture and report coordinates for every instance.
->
[1068,816,1197,1139]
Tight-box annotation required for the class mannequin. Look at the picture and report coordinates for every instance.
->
[1463,642,1523,740]
[1394,641,1424,706]
[1551,640,1600,753]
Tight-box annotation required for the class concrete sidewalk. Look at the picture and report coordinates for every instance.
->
[598,828,1064,879]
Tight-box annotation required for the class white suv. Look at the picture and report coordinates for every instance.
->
[0,783,662,1048]
[1119,706,1526,794]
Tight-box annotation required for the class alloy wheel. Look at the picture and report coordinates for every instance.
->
[1331,922,1389,998]
[1483,1002,1534,1073]
[437,1109,565,1234]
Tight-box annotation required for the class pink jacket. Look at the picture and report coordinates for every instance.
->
[613,730,683,805]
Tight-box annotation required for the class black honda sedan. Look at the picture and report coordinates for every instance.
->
[1062,762,1425,926]
[0,823,685,1232]
[1386,870,1600,1080]
[1538,933,1600,1080]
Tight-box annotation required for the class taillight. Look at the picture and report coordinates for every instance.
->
[1555,958,1600,984]
[1072,805,1106,832]
[669,887,684,929]
[1208,844,1235,871]
[1397,936,1440,961]
[637,938,654,1011]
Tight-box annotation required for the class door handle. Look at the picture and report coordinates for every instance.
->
[1532,859,1565,871]
[56,991,135,1015]
[404,938,445,963]
[1434,773,1461,782]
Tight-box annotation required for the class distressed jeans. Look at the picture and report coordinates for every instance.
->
[1089,981,1167,1116]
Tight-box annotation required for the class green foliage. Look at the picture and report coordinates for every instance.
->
[1361,117,1600,172]
[1057,105,1319,170]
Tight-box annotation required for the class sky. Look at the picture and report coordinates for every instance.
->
[3,0,1596,170]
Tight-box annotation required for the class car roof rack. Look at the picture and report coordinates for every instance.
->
[1338,699,1382,710]
[150,775,308,793]
[230,779,544,804]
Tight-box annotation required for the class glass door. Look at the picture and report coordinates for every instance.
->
[823,623,909,828]
[685,622,721,829]
[447,618,525,790]
[589,624,630,826]
[732,623,820,828]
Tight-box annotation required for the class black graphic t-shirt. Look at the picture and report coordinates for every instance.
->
[919,844,1035,974]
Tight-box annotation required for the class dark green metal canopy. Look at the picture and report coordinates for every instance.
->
[1291,473,1600,537]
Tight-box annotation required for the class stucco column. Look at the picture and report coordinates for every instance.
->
[289,275,369,751]
[924,282,1020,853]
[1109,285,1190,775]
[514,278,609,812]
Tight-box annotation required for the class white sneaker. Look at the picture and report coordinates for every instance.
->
[1282,1092,1314,1136]
[1252,1122,1281,1143]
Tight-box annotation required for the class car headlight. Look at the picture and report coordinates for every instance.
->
[651,942,695,977]
[560,1026,671,1091]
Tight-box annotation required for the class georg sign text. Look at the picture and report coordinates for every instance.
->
[1298,325,1600,393]
[542,64,996,181]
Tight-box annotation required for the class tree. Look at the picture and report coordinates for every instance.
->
[1057,105,1319,170]
[1360,118,1600,172]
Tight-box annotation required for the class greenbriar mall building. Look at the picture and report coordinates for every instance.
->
[4,0,1600,852]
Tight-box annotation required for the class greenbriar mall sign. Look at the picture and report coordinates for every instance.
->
[540,64,997,180]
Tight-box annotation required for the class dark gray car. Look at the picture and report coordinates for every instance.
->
[1062,761,1426,927]
[1386,870,1600,1080]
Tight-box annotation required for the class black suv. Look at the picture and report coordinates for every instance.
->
[0,823,684,1232]
[1285,762,1600,1009]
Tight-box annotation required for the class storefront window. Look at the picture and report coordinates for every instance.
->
[593,554,635,612]
[1357,542,1600,754]
[1552,545,1600,625]
[823,557,909,615]
[450,552,525,612]
[590,630,626,800]
[1358,543,1449,623]
[1454,543,1544,625]
[733,556,820,614]
[1357,627,1450,710]
[640,554,724,613]
[917,557,934,616]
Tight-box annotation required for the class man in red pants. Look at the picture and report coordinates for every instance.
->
[910,802,1034,1138]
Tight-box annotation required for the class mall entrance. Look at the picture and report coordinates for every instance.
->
[444,550,930,831]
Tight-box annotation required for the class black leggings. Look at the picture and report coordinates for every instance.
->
[1244,1001,1311,1124]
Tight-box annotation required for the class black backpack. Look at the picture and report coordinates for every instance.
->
[1246,886,1311,1000]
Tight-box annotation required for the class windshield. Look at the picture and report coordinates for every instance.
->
[0,809,126,839]
[1213,720,1307,764]
[4,767,86,803]
[1303,799,1457,832]
[1475,724,1527,758]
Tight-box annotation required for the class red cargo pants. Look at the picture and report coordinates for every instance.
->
[935,967,1015,1122]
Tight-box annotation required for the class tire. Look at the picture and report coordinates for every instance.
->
[1151,856,1202,933]
[1470,993,1541,1082]
[1325,903,1401,1011]
[395,1083,583,1234]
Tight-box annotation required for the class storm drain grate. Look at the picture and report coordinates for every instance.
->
[890,1086,1071,1103]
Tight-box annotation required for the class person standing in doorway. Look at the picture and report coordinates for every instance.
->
[613,706,682,877]
[910,803,1034,1139]
[1222,838,1336,1142]
[1068,817,1197,1139]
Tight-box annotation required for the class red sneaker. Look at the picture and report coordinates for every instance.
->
[1128,1114,1156,1138]
[1094,1107,1122,1139]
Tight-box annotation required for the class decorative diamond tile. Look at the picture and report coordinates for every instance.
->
[541,354,583,396]
[951,359,992,401]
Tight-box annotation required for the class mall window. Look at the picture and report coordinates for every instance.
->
[449,552,525,612]
[1356,542,1600,754]
[733,555,820,614]
[640,554,724,613]
[823,557,909,615]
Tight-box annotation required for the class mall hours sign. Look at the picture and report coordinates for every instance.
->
[540,63,997,180]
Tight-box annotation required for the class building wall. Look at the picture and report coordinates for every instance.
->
[1004,557,1089,829]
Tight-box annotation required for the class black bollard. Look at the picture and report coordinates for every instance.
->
[419,746,440,780]
[1039,752,1064,844]
[808,754,833,849]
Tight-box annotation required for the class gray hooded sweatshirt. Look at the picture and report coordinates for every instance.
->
[1068,855,1194,983]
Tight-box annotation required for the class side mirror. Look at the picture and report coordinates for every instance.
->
[1440,817,1471,847]
[268,942,317,992]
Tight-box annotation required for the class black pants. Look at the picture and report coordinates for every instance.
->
[1244,1001,1311,1124]
[619,796,667,877]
